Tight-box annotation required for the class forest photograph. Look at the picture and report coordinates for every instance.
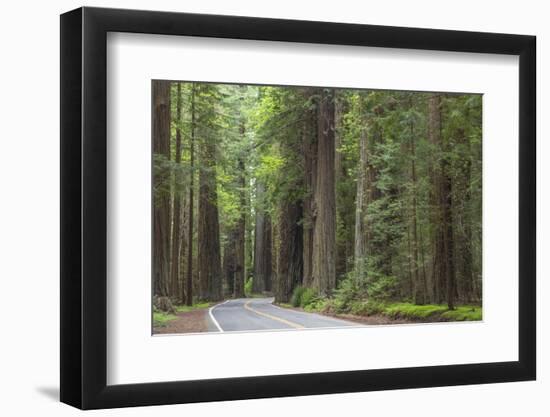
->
[152,80,482,335]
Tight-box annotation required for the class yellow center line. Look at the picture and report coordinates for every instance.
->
[244,300,305,329]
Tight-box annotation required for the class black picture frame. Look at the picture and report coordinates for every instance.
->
[60,6,536,410]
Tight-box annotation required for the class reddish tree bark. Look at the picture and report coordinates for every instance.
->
[170,82,183,299]
[312,88,336,296]
[153,80,171,298]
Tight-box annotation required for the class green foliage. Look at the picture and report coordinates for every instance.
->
[217,174,242,229]
[175,302,211,313]
[153,311,177,327]
[365,273,400,301]
[331,274,369,312]
[301,299,482,322]
[292,293,481,322]
[383,303,482,321]
[290,286,319,309]
[348,300,386,316]
[290,286,306,307]
[303,297,329,313]
[440,306,482,321]
[250,86,311,211]
[300,288,317,308]
[158,80,482,311]
[245,277,254,297]
[384,303,446,319]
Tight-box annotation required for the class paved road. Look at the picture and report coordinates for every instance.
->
[208,297,358,332]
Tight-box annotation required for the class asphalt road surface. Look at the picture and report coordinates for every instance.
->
[209,297,358,332]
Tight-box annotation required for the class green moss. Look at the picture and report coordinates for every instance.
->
[175,302,211,313]
[383,303,482,322]
[280,291,482,323]
[384,303,446,319]
[440,306,482,321]
[153,312,177,327]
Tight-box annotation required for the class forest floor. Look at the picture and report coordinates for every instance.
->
[153,302,215,334]
[281,306,413,325]
[281,301,482,324]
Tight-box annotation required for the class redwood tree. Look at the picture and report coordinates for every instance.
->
[170,82,183,300]
[301,91,318,288]
[252,182,272,293]
[312,88,337,296]
[197,86,223,302]
[185,83,196,306]
[233,157,246,298]
[152,80,171,299]
[276,200,303,303]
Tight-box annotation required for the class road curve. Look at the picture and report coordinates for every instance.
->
[209,297,358,332]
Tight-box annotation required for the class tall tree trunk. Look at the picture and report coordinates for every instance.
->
[312,88,336,296]
[406,224,414,299]
[185,83,196,306]
[440,98,456,309]
[441,155,456,310]
[170,82,183,300]
[252,197,266,293]
[153,80,171,298]
[245,188,254,290]
[271,216,279,296]
[179,192,188,302]
[455,127,474,303]
[427,94,446,304]
[253,182,272,293]
[302,90,318,288]
[409,119,423,304]
[223,229,237,297]
[197,102,222,301]
[354,125,368,284]
[263,217,272,292]
[419,224,429,303]
[334,91,349,281]
[276,200,303,303]
[233,157,246,298]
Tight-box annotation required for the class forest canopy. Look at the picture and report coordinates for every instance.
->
[152,80,482,321]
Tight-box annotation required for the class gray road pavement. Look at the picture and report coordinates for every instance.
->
[209,297,358,332]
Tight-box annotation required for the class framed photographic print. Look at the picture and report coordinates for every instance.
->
[60,6,536,410]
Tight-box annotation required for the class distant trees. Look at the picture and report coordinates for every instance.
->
[152,81,482,311]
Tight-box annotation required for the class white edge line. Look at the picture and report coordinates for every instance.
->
[209,300,228,332]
